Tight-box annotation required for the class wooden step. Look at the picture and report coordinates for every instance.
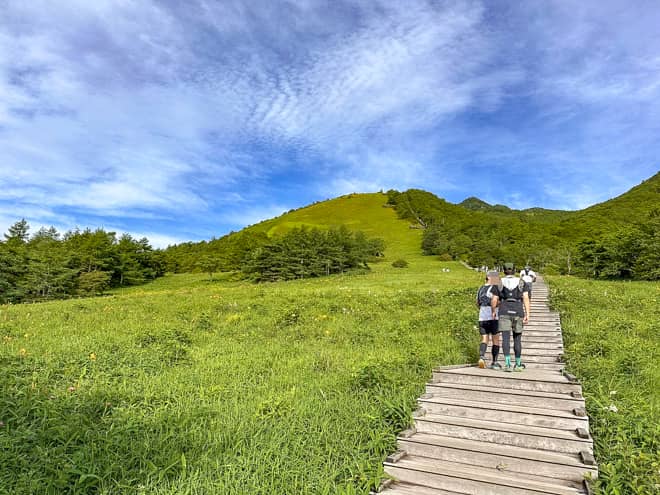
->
[432,367,580,394]
[415,415,592,454]
[511,336,562,342]
[398,433,597,482]
[374,481,462,494]
[524,363,566,371]
[418,397,588,430]
[425,383,583,414]
[491,342,562,349]
[484,355,563,362]
[499,355,562,363]
[385,456,586,495]
[520,337,563,344]
[487,347,563,356]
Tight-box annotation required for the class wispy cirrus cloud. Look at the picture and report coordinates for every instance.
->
[0,0,658,244]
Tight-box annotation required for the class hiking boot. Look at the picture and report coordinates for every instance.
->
[489,362,502,370]
[514,363,526,372]
[478,358,486,369]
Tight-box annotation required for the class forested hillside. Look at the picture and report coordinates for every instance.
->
[387,171,660,279]
[162,193,418,277]
[162,173,659,282]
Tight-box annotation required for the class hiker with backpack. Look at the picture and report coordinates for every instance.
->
[520,265,537,300]
[476,270,502,369]
[500,262,531,372]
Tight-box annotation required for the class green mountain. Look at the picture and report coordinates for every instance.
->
[458,197,492,211]
[247,193,422,259]
[164,171,659,279]
[572,171,660,227]
[385,171,659,277]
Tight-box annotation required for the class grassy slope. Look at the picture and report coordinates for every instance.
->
[2,187,658,493]
[0,193,482,494]
[548,276,659,494]
[248,192,422,260]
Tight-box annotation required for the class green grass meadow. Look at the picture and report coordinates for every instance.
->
[549,276,660,494]
[0,258,481,494]
[1,208,658,495]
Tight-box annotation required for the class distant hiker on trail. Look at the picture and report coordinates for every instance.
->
[500,263,531,372]
[520,265,537,300]
[476,270,502,369]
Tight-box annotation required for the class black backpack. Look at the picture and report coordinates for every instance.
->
[501,278,525,301]
[477,285,493,306]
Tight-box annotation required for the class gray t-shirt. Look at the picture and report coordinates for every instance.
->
[478,284,500,321]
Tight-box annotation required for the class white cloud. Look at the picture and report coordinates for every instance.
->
[0,0,658,243]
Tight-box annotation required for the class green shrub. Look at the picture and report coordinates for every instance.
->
[391,259,408,268]
[548,276,660,494]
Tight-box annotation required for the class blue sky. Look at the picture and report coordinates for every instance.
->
[1,1,659,247]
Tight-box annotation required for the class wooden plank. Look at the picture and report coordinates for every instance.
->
[399,433,597,473]
[426,380,579,401]
[373,482,461,494]
[425,383,583,411]
[385,457,585,495]
[397,438,595,485]
[415,415,593,454]
[418,397,589,429]
[432,370,580,394]
[437,366,571,383]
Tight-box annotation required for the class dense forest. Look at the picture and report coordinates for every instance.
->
[0,220,165,303]
[386,171,660,280]
[241,226,384,282]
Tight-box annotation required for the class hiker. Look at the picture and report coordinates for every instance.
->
[520,265,537,300]
[476,270,502,369]
[500,262,531,372]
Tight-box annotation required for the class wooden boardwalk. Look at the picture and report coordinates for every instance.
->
[374,278,598,494]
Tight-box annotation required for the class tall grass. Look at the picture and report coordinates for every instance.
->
[548,276,660,494]
[0,259,479,494]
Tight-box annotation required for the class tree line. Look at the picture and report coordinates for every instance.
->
[386,187,660,281]
[0,220,165,303]
[241,226,384,282]
[0,219,385,303]
[163,226,384,282]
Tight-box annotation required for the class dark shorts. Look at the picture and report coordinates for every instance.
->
[479,320,499,335]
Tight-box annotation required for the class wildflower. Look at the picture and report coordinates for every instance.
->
[608,404,618,413]
[89,352,97,361]
[68,386,76,392]
[609,390,617,396]
[0,421,4,427]
[18,348,27,356]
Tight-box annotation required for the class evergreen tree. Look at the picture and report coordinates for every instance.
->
[4,219,30,244]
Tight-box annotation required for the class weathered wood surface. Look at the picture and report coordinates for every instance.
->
[374,277,597,494]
